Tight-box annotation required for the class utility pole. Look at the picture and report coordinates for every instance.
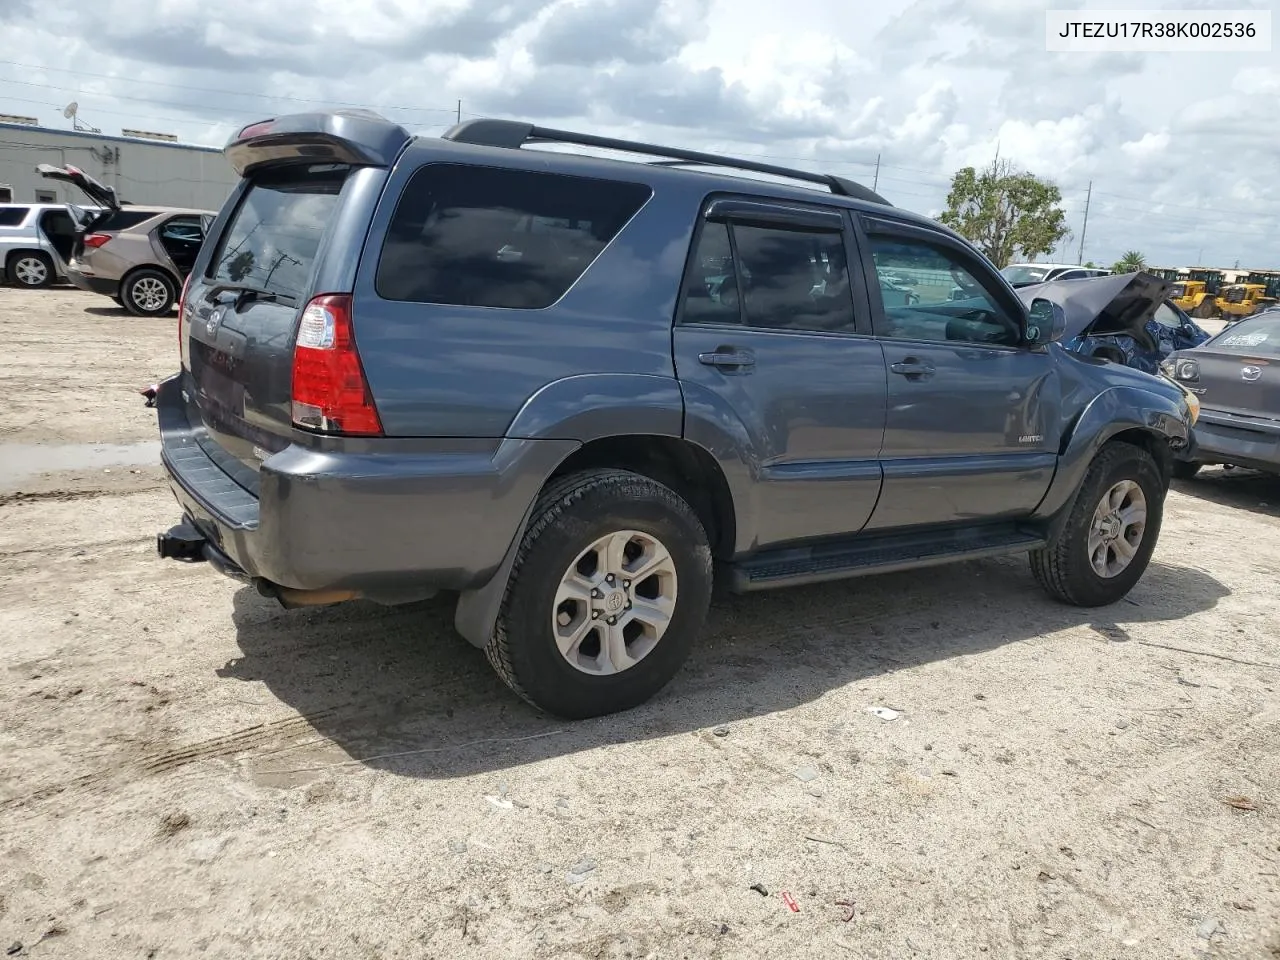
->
[872,153,880,192]
[1076,180,1092,265]
[456,100,462,124]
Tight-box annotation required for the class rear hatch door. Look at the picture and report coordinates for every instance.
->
[36,163,119,235]
[180,112,411,489]
[183,165,348,483]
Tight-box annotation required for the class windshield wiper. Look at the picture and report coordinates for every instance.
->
[202,282,297,308]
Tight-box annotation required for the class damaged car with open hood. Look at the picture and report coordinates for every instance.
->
[36,163,216,316]
[1013,271,1212,376]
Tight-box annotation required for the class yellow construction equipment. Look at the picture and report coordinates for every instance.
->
[1218,278,1279,322]
[1170,279,1219,319]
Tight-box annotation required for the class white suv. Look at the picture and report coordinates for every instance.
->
[1002,263,1112,286]
[0,202,98,288]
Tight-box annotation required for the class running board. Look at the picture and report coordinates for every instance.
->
[727,525,1047,592]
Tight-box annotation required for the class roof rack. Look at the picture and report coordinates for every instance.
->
[441,118,891,207]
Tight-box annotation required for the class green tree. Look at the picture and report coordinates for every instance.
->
[938,159,1070,268]
[1112,250,1146,273]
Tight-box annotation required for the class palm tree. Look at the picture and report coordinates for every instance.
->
[1112,250,1146,273]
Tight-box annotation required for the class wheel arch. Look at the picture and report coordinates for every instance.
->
[1033,385,1188,525]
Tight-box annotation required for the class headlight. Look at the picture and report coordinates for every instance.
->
[1173,358,1200,381]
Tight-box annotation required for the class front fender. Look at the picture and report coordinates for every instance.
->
[1033,383,1191,520]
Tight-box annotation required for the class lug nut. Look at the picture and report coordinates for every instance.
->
[625,600,632,609]
[592,588,602,598]
[607,616,617,625]
[592,610,600,619]
[606,574,615,584]
[623,580,631,588]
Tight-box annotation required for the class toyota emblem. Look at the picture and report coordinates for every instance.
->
[206,305,225,336]
[1241,365,1262,381]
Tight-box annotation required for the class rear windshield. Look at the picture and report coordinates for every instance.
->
[208,165,347,301]
[0,206,29,227]
[94,209,161,231]
[1209,313,1280,353]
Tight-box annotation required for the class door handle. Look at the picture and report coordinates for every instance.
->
[699,349,756,369]
[889,358,936,379]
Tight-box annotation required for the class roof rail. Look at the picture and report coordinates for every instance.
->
[441,118,891,206]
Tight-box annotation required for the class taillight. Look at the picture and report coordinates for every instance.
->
[291,294,382,436]
[82,233,110,248]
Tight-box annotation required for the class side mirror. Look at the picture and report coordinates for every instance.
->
[1026,297,1067,346]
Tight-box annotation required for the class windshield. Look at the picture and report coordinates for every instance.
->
[208,165,348,301]
[1001,265,1051,284]
[1207,312,1280,354]
[1169,283,1185,298]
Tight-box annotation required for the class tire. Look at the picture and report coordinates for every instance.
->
[1171,460,1202,481]
[1191,301,1215,319]
[486,469,714,719]
[121,268,176,316]
[1030,441,1165,607]
[7,251,54,289]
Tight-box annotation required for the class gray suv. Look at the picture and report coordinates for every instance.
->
[154,111,1198,719]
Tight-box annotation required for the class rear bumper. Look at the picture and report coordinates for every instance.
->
[1178,409,1280,474]
[154,375,578,601]
[66,266,119,297]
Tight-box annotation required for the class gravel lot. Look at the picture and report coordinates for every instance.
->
[2,286,1278,959]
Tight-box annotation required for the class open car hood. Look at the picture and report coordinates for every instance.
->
[35,163,120,213]
[1015,271,1172,344]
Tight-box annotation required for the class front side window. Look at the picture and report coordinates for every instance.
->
[867,233,1022,346]
[679,218,856,334]
[376,164,652,309]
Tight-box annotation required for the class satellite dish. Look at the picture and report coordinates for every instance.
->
[63,102,78,119]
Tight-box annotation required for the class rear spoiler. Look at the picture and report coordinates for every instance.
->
[225,110,413,177]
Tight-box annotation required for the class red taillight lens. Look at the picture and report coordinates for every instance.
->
[83,233,110,248]
[291,294,382,436]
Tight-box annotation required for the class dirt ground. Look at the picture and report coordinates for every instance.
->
[1,286,1278,960]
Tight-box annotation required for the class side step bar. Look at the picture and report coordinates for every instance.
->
[727,525,1047,592]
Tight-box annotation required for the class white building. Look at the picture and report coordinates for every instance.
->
[0,115,238,211]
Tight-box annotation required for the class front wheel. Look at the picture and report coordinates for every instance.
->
[122,268,176,316]
[486,469,713,719]
[1031,441,1164,607]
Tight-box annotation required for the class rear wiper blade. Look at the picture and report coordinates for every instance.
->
[203,283,297,307]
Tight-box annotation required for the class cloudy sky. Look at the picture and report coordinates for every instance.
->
[0,0,1275,269]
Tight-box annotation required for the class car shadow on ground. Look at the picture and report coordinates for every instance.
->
[217,553,1230,781]
[1174,467,1280,519]
[84,306,130,316]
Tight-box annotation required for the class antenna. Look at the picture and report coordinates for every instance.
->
[63,101,100,133]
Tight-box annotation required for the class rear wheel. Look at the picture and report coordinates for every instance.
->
[1171,460,1202,480]
[122,268,176,316]
[1191,301,1215,319]
[1031,442,1164,607]
[486,469,713,719]
[7,251,54,288]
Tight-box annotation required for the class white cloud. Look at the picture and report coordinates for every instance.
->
[0,0,1275,267]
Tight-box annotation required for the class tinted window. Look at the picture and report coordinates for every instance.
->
[208,166,347,300]
[868,234,1022,346]
[97,209,160,232]
[731,224,854,333]
[376,164,651,309]
[680,222,740,325]
[0,206,29,227]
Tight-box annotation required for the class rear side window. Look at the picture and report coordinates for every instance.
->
[376,164,652,309]
[208,166,347,300]
[0,206,29,227]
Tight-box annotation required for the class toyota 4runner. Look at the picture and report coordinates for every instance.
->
[154,111,1198,719]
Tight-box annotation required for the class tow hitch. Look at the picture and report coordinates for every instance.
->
[156,522,206,561]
